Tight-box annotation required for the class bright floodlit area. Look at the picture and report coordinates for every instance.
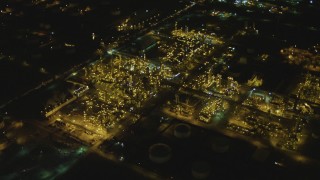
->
[1,0,320,179]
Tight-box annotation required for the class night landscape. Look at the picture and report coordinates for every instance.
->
[0,0,320,179]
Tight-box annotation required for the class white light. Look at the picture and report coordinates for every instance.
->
[92,33,95,40]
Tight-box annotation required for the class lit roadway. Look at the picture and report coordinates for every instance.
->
[91,147,164,180]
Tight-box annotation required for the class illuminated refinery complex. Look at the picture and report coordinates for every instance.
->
[0,0,320,179]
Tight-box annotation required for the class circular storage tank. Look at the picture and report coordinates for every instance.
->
[312,132,320,139]
[174,123,191,138]
[211,137,230,153]
[310,120,320,139]
[111,8,121,16]
[149,143,172,164]
[192,161,211,179]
